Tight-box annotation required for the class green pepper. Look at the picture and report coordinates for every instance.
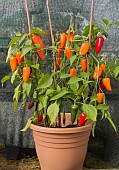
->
[71,104,78,124]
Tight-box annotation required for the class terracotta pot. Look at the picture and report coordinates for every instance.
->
[30,113,92,170]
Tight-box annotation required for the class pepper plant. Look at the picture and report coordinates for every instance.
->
[1,18,119,134]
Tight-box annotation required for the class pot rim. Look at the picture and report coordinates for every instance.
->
[30,122,92,134]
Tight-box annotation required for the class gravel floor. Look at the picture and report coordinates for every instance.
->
[0,137,119,170]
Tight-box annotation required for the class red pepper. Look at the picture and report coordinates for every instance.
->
[95,36,104,54]
[28,102,34,109]
[99,80,105,91]
[38,114,43,122]
[78,112,87,126]
[56,57,61,70]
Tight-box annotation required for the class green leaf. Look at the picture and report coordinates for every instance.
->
[46,89,55,96]
[106,111,117,133]
[15,32,22,36]
[68,77,83,84]
[48,46,57,51]
[70,83,79,92]
[74,35,84,42]
[37,75,53,89]
[6,44,18,62]
[73,43,79,53]
[23,81,32,96]
[102,18,109,26]
[14,100,19,111]
[11,70,18,84]
[21,119,32,131]
[59,72,71,79]
[19,34,27,45]
[50,90,68,100]
[80,72,89,79]
[77,85,84,94]
[38,102,43,111]
[30,27,47,35]
[97,104,109,111]
[70,55,77,65]
[1,75,11,87]
[13,85,21,111]
[21,45,34,57]
[82,25,90,37]
[31,64,39,70]
[8,37,20,47]
[90,95,98,102]
[25,39,32,45]
[82,104,97,121]
[43,96,49,108]
[47,102,59,125]
[113,66,119,77]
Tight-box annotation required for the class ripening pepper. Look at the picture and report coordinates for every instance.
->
[102,77,112,92]
[97,92,104,103]
[65,46,72,60]
[79,42,90,56]
[32,34,45,62]
[56,57,61,70]
[100,63,106,72]
[57,45,62,57]
[67,30,74,42]
[95,36,104,54]
[93,66,103,80]
[81,58,87,72]
[60,33,67,48]
[10,56,17,72]
[16,51,24,65]
[23,66,31,83]
[70,68,77,77]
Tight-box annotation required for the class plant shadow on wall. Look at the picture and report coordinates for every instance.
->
[1,17,119,169]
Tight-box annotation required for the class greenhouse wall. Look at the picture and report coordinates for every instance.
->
[0,0,119,163]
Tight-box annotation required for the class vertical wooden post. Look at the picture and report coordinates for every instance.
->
[89,0,94,46]
[46,0,54,46]
[25,0,31,33]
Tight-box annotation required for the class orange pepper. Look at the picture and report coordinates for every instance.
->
[10,56,17,72]
[102,78,112,92]
[16,51,24,65]
[23,67,31,83]
[79,42,90,56]
[81,58,88,72]
[65,46,72,60]
[97,92,104,103]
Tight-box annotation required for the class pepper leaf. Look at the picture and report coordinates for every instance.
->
[21,119,32,132]
[50,90,68,100]
[1,75,11,87]
[21,45,34,57]
[37,74,53,89]
[30,27,47,35]
[82,104,97,121]
[47,102,59,126]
